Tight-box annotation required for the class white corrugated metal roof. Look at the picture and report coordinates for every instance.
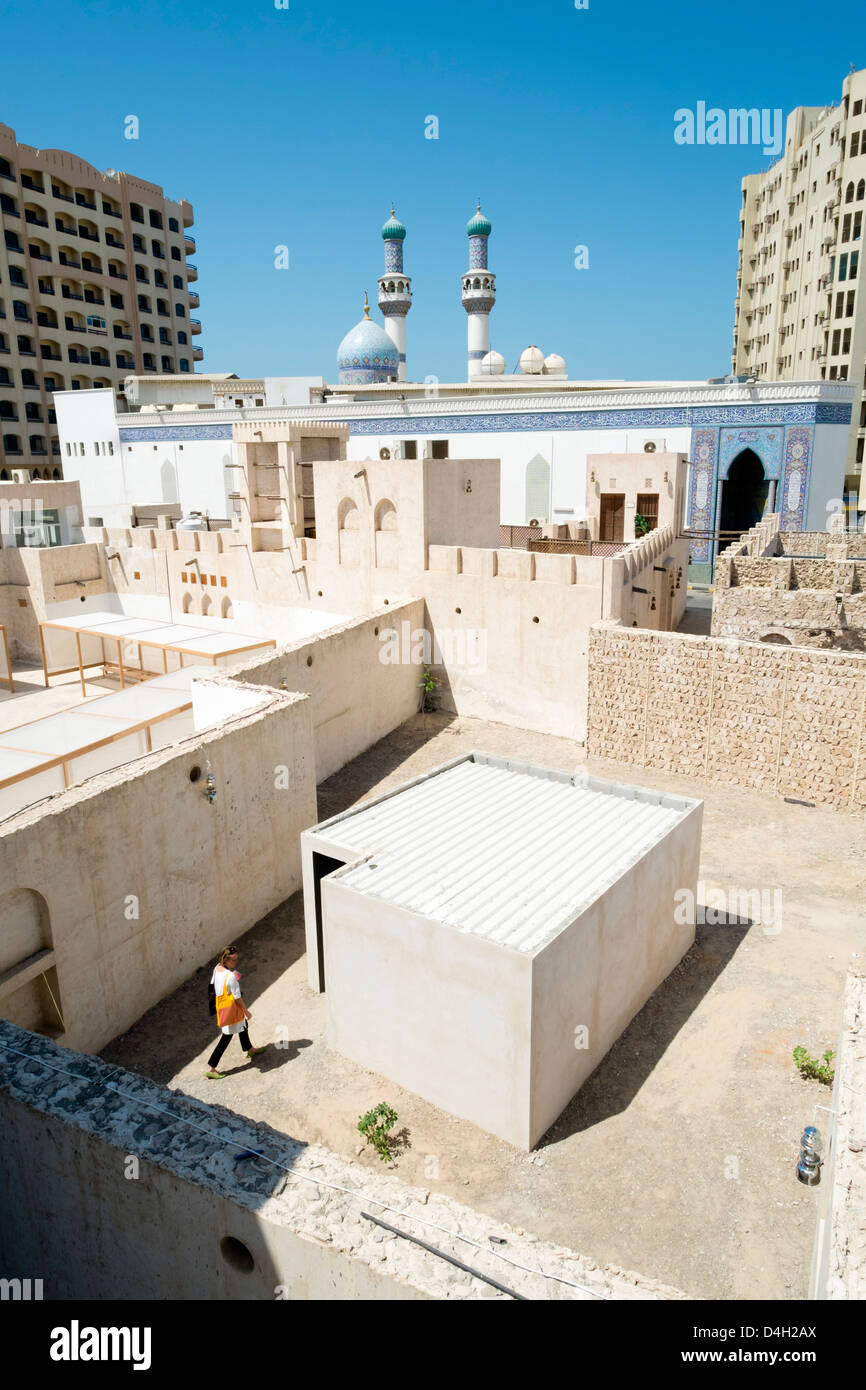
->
[325,757,695,955]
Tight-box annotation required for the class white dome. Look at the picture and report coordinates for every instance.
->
[543,353,567,376]
[519,345,545,374]
[479,349,506,376]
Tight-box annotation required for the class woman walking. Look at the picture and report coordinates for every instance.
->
[206,945,267,1079]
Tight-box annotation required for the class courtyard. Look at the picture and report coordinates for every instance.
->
[101,709,864,1301]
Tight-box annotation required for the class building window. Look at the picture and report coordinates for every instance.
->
[168,217,179,233]
[175,303,185,317]
[179,358,189,372]
[430,440,448,458]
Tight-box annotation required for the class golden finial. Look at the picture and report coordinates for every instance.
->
[391,203,396,217]
[477,198,482,212]
[363,290,370,319]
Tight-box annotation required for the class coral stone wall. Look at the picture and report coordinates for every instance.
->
[587,624,866,809]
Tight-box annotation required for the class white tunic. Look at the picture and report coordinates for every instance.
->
[212,966,246,1035]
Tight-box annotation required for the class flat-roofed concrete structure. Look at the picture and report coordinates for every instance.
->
[302,752,703,1149]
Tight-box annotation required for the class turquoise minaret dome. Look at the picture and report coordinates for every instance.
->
[381,208,407,241]
[466,202,492,237]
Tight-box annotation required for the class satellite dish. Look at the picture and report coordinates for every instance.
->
[379,447,391,460]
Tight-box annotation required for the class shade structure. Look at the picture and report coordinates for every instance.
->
[0,625,11,693]
[38,611,275,693]
[0,665,212,823]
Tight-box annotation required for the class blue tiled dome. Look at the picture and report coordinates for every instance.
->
[338,299,399,382]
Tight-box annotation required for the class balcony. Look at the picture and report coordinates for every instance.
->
[190,317,201,334]
[193,345,204,361]
[24,213,48,228]
[87,325,107,336]
[36,313,57,328]
[67,350,90,363]
[83,291,104,305]
[186,262,197,281]
[28,249,51,262]
[108,268,128,280]
[40,349,62,360]
[184,234,196,253]
[21,176,44,193]
[61,289,83,301]
[115,355,135,369]
[55,220,76,236]
[188,290,200,308]
[105,235,125,249]
[78,228,99,243]
[74,194,97,210]
[112,328,132,339]
[51,187,74,202]
[58,255,81,269]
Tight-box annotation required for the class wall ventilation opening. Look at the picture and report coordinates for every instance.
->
[219,1236,255,1273]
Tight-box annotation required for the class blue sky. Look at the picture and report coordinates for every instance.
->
[2,0,862,382]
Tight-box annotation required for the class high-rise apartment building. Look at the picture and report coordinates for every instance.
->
[731,67,866,516]
[0,124,201,481]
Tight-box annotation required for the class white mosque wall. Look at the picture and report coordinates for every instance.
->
[347,425,692,524]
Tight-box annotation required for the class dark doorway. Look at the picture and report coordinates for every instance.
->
[720,449,769,534]
[312,852,344,992]
[599,493,625,543]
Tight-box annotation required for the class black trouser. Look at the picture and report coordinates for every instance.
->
[208,1025,251,1070]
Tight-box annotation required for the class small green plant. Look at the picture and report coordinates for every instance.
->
[634,512,651,538]
[358,1101,399,1162]
[418,664,439,713]
[793,1045,835,1085]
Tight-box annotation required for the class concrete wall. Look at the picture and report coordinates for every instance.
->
[809,970,866,1300]
[0,685,316,1053]
[529,803,702,1145]
[228,601,425,784]
[322,876,533,1148]
[0,539,107,658]
[587,623,866,809]
[0,1020,684,1301]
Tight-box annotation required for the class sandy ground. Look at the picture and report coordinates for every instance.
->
[102,711,864,1301]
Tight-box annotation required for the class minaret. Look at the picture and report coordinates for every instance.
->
[378,207,411,382]
[462,201,496,379]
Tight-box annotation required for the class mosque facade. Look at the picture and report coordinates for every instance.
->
[51,204,859,580]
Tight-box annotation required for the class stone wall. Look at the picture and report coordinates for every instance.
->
[586,624,866,809]
[0,1020,686,1301]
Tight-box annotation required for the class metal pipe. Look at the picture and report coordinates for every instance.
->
[360,1211,526,1300]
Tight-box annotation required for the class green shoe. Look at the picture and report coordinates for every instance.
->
[206,1068,226,1079]
[248,1046,268,1059]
